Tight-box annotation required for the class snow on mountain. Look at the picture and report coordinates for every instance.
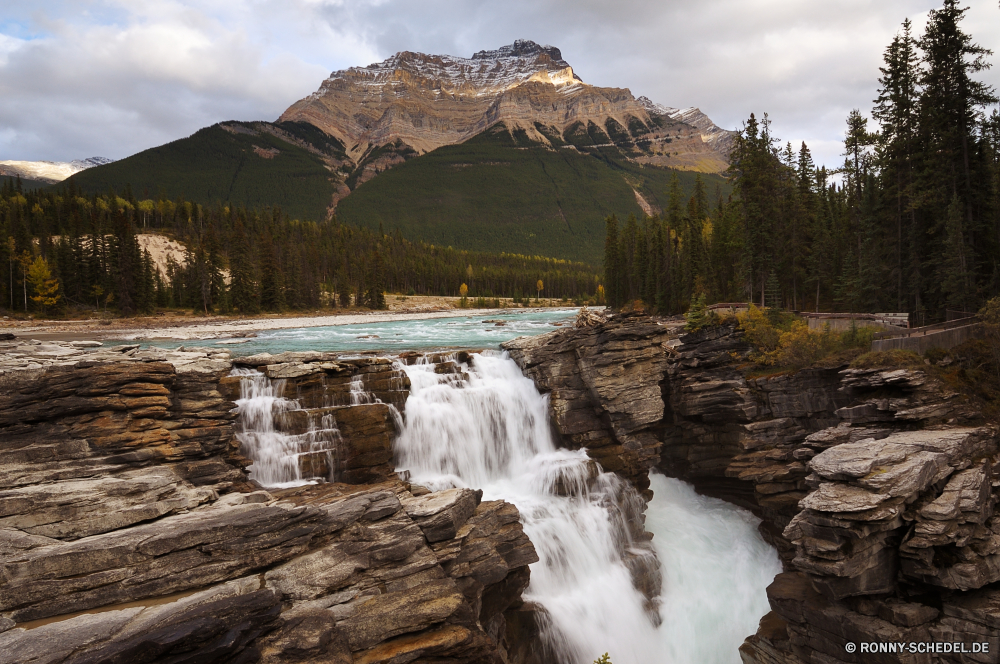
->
[280,40,734,173]
[312,39,582,101]
[0,157,115,184]
[637,97,735,156]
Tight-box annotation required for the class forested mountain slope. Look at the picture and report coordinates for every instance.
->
[60,40,733,265]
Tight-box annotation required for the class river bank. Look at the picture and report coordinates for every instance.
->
[8,310,987,663]
[0,302,582,342]
[0,315,784,664]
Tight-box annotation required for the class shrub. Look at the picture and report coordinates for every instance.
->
[977,296,1000,378]
[739,305,881,369]
[737,304,783,359]
[979,296,1000,325]
[684,293,714,331]
[768,321,838,368]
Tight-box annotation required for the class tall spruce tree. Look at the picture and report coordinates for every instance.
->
[917,0,997,315]
[874,19,921,311]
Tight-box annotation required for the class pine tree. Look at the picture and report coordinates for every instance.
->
[259,232,285,311]
[728,112,782,305]
[874,19,921,311]
[916,0,997,315]
[229,219,259,314]
[940,194,974,311]
[365,249,388,310]
[603,215,621,308]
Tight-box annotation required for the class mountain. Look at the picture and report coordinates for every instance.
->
[0,157,114,185]
[61,121,349,222]
[64,40,734,265]
[335,122,723,266]
[280,40,733,178]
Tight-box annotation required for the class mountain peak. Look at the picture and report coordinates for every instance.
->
[279,42,733,172]
[471,39,564,63]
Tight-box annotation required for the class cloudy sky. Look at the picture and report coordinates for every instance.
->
[1,0,998,168]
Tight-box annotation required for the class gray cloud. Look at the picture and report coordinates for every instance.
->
[1,0,998,168]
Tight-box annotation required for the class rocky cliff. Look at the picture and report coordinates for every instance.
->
[504,312,1000,663]
[0,341,538,664]
[280,40,733,173]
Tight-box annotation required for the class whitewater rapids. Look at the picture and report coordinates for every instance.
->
[394,351,781,663]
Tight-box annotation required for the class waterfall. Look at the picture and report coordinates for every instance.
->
[349,375,375,404]
[232,368,342,488]
[232,351,780,662]
[395,351,781,664]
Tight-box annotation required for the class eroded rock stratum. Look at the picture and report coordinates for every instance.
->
[503,312,1000,664]
[0,343,538,664]
[7,313,999,664]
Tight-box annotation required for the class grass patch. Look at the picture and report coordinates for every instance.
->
[850,349,924,370]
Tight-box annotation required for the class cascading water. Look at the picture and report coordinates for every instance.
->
[349,375,375,405]
[394,351,781,664]
[645,473,782,663]
[233,368,342,488]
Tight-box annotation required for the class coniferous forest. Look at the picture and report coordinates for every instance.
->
[605,1,1000,323]
[0,178,600,317]
[5,1,997,323]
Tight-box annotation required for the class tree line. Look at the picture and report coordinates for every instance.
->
[0,180,601,316]
[605,0,1000,322]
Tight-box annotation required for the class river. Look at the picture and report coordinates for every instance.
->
[232,310,780,663]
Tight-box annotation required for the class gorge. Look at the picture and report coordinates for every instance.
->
[1,309,997,663]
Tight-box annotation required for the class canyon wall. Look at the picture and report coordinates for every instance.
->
[0,342,538,664]
[504,312,1000,664]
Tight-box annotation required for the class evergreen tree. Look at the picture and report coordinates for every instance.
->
[364,249,388,310]
[940,194,974,310]
[603,215,621,308]
[229,219,260,314]
[727,112,782,305]
[916,0,997,316]
[259,232,285,311]
[873,19,921,311]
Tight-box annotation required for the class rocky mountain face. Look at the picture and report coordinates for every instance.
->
[504,312,1000,663]
[280,40,733,175]
[0,341,539,663]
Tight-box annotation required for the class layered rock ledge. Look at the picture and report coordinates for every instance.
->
[504,313,1000,663]
[0,342,539,664]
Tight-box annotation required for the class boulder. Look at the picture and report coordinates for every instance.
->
[0,576,280,664]
[402,488,480,543]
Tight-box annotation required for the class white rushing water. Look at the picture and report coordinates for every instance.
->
[646,473,782,663]
[394,352,782,664]
[233,368,342,488]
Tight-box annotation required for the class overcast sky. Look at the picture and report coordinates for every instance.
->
[1,0,998,169]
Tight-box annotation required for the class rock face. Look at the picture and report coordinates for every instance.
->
[507,313,1000,663]
[280,40,733,173]
[503,311,676,496]
[0,343,539,664]
[221,353,410,485]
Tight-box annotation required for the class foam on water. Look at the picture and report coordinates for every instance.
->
[646,473,782,663]
[146,308,578,355]
[395,352,781,663]
[232,368,340,488]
